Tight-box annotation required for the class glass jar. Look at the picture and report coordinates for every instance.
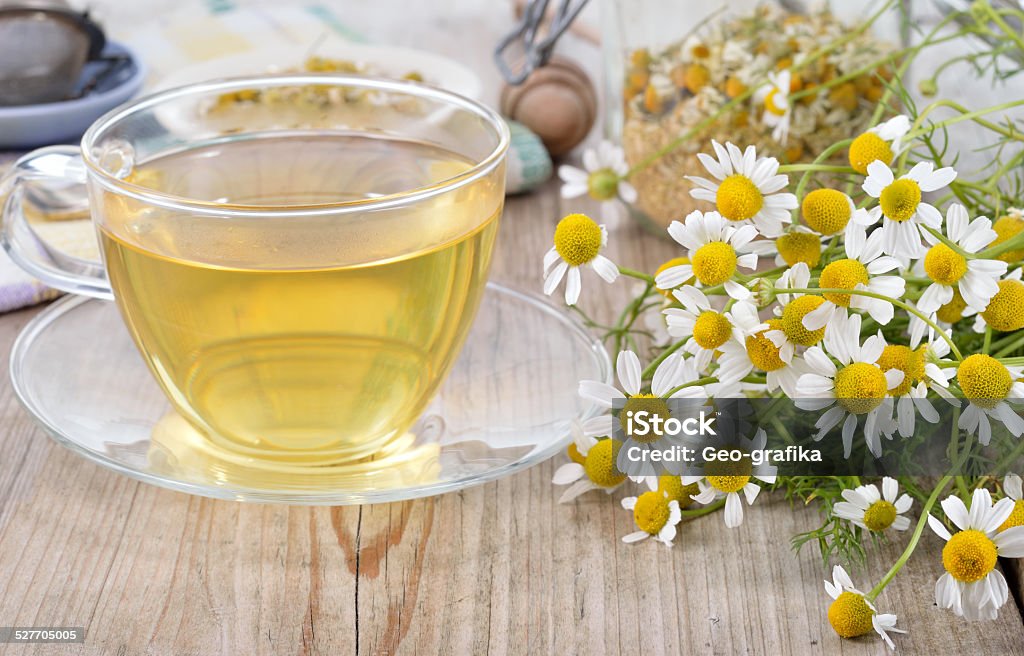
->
[601,0,901,233]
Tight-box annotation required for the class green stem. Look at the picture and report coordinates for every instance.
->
[784,287,963,360]
[680,498,726,518]
[665,377,718,397]
[640,339,686,379]
[777,164,856,174]
[618,266,655,283]
[866,475,953,601]
[794,139,853,204]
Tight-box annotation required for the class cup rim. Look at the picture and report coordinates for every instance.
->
[80,74,510,217]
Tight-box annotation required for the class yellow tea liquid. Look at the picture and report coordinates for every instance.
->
[97,134,500,463]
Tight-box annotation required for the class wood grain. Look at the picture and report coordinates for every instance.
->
[0,180,1021,656]
[1,0,1023,652]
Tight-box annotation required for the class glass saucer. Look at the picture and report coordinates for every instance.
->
[9,283,611,504]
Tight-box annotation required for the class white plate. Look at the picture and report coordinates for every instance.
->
[153,43,482,100]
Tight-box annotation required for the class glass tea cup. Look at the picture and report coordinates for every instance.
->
[1,75,509,466]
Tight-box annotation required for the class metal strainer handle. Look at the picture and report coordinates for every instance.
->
[494,0,590,85]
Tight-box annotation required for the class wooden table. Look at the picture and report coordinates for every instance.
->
[2,0,1024,652]
[0,180,1022,655]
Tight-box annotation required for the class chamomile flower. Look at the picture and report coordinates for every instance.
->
[748,227,825,268]
[621,491,682,546]
[876,338,954,438]
[974,268,1024,333]
[686,141,798,237]
[663,285,766,373]
[655,210,759,300]
[802,219,906,330]
[955,354,1024,445]
[765,263,829,361]
[684,428,777,528]
[755,69,792,144]
[833,477,912,532]
[801,188,856,236]
[717,319,808,397]
[929,488,1024,620]
[558,140,637,227]
[543,213,619,305]
[999,474,1024,532]
[848,115,911,175]
[823,565,905,649]
[551,424,627,503]
[577,349,709,439]
[796,313,905,457]
[989,208,1024,263]
[860,160,957,258]
[917,204,1006,314]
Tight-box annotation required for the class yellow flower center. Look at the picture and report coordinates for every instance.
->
[802,189,852,235]
[828,591,875,638]
[583,438,627,488]
[879,179,922,223]
[781,295,827,346]
[876,344,925,397]
[942,529,998,583]
[958,353,1012,409]
[834,362,888,415]
[819,259,869,307]
[776,232,822,267]
[705,454,753,493]
[693,310,733,350]
[716,174,764,222]
[554,213,603,266]
[982,280,1024,332]
[998,499,1024,532]
[633,490,672,534]
[586,168,620,201]
[745,320,787,372]
[764,88,787,116]
[620,394,672,443]
[567,441,587,465]
[863,500,898,531]
[654,257,693,297]
[658,475,699,510]
[991,214,1024,263]
[937,288,967,324]
[924,243,968,285]
[681,63,710,94]
[692,241,738,286]
[848,132,894,175]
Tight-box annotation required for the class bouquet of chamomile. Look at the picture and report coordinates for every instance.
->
[544,1,1024,649]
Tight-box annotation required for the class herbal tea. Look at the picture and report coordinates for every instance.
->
[98,134,500,462]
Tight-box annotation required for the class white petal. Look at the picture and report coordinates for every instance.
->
[552,462,585,485]
[942,495,971,532]
[543,261,568,296]
[565,267,582,305]
[591,255,620,283]
[724,492,744,527]
[928,514,952,541]
[578,380,621,407]
[558,479,597,503]
[616,350,642,397]
[622,530,650,543]
[882,477,898,503]
[993,526,1024,557]
[919,166,958,192]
